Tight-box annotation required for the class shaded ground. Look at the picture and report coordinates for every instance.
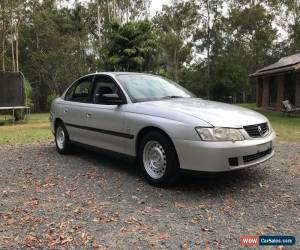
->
[0,142,299,249]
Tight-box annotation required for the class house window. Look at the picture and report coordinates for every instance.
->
[284,74,296,105]
[269,76,277,107]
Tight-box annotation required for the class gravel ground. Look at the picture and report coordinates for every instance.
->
[0,142,299,249]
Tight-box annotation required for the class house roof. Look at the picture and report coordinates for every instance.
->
[250,53,300,78]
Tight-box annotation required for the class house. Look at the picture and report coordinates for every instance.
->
[250,53,300,111]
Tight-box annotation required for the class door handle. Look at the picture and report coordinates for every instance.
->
[86,113,92,118]
[64,109,68,113]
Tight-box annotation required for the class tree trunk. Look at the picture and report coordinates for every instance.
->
[15,25,19,72]
[174,48,179,82]
[1,0,6,71]
[242,90,246,103]
[107,0,110,22]
[11,26,15,71]
[97,5,102,48]
[2,38,5,71]
[206,48,210,99]
[113,0,116,19]
[206,0,211,100]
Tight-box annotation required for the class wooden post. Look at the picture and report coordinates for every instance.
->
[261,77,269,109]
[12,108,14,125]
[276,75,285,111]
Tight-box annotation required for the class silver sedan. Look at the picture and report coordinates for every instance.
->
[50,72,276,187]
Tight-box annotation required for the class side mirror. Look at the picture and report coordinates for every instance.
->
[101,93,124,105]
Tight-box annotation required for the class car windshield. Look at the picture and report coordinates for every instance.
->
[116,74,194,102]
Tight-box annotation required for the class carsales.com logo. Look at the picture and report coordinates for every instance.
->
[240,236,296,247]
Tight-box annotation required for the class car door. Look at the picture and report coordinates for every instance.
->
[61,76,94,144]
[81,75,131,155]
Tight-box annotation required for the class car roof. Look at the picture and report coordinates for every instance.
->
[79,72,155,79]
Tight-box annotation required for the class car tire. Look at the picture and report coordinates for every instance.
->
[138,131,180,187]
[55,121,72,154]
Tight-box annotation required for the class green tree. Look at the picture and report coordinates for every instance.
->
[104,20,157,72]
[278,0,300,54]
[221,2,278,101]
[19,0,94,111]
[194,0,224,99]
[153,0,198,82]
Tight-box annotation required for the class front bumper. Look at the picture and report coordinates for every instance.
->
[173,131,276,172]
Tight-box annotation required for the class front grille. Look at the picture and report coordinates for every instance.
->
[244,123,269,138]
[243,148,272,163]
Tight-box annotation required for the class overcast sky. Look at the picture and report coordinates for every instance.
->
[150,0,170,15]
[65,0,170,16]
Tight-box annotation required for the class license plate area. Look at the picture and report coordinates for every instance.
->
[256,141,272,153]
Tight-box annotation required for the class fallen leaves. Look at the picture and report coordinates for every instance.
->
[60,235,73,245]
[25,232,40,247]
[253,224,278,235]
[46,232,73,247]
[290,164,300,175]
[32,197,39,206]
[6,217,16,225]
[120,225,151,233]
[120,216,151,233]
[45,222,75,247]
[97,212,119,224]
[1,143,299,249]
[86,171,98,179]
[175,202,186,209]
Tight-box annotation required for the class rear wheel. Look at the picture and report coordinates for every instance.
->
[138,131,179,187]
[55,121,72,154]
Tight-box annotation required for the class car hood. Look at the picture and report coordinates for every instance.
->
[130,98,267,127]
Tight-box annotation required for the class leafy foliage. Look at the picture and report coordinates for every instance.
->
[0,0,298,110]
[105,20,158,71]
[24,79,33,110]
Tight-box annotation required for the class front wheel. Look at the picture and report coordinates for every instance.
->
[138,131,179,187]
[55,121,72,154]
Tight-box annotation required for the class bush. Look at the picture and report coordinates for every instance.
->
[47,92,58,111]
[24,79,34,110]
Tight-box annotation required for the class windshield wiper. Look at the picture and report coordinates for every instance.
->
[162,95,184,99]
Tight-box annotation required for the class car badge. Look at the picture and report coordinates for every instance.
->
[258,125,263,136]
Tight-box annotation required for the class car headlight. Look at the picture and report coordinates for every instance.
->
[267,121,273,133]
[195,127,244,141]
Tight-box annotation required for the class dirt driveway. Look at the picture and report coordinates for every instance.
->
[0,142,299,249]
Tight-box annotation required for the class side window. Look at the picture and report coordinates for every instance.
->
[92,77,122,104]
[65,78,92,103]
[65,85,75,101]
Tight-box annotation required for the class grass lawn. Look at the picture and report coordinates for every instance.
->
[238,103,300,142]
[0,113,52,145]
[0,104,299,145]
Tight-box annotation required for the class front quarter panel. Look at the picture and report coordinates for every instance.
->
[122,110,202,156]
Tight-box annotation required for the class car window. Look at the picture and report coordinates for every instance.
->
[65,85,75,101]
[65,78,92,103]
[92,77,121,104]
[116,74,193,102]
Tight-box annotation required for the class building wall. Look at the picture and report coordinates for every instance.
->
[256,75,287,111]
